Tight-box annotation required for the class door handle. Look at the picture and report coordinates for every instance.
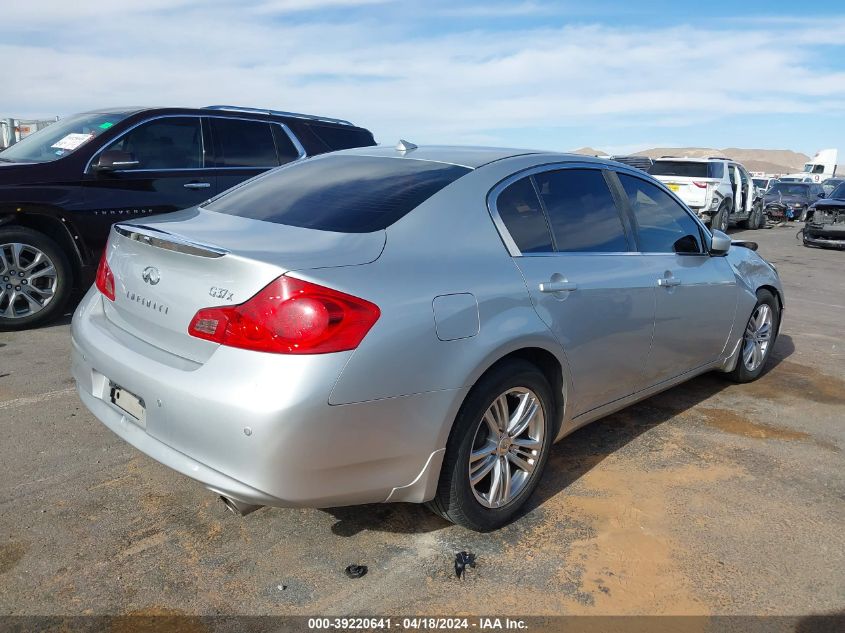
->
[657,277,681,287]
[539,280,578,293]
[184,182,211,189]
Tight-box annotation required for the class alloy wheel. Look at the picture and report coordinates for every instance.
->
[0,242,59,319]
[468,387,545,509]
[742,303,773,372]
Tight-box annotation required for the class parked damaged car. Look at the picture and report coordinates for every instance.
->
[71,146,784,531]
[804,182,845,249]
[762,181,825,222]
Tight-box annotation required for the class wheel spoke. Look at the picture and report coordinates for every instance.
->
[470,441,496,464]
[27,265,56,281]
[511,437,541,451]
[20,251,44,272]
[470,454,496,485]
[508,393,539,438]
[1,290,17,317]
[486,458,503,503]
[10,243,24,269]
[498,458,512,505]
[507,451,535,474]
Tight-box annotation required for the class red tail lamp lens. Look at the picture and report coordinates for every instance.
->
[95,253,115,301]
[188,276,380,354]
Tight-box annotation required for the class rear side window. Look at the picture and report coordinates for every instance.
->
[310,125,377,151]
[210,118,279,168]
[649,161,710,178]
[495,177,553,253]
[534,169,629,253]
[101,117,202,169]
[204,155,470,233]
[708,162,724,178]
[618,174,703,254]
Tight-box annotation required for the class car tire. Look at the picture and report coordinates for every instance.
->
[427,359,555,531]
[741,204,763,230]
[726,289,780,383]
[0,226,72,331]
[711,203,730,233]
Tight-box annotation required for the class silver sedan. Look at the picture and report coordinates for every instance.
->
[71,146,783,530]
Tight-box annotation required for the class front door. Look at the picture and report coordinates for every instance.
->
[614,172,737,385]
[79,116,217,254]
[492,166,656,416]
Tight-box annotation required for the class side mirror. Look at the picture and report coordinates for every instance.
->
[93,150,139,172]
[818,192,826,198]
[709,230,731,256]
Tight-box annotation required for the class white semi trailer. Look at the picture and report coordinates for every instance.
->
[782,149,838,183]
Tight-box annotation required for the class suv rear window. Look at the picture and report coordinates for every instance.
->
[649,161,721,179]
[311,125,377,151]
[204,155,470,233]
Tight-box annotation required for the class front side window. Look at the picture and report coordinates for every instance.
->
[495,177,553,253]
[534,169,629,253]
[98,117,202,170]
[0,112,129,164]
[618,174,703,254]
[204,155,470,233]
[211,118,279,168]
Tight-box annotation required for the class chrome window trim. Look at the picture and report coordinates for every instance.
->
[486,161,633,258]
[85,114,307,174]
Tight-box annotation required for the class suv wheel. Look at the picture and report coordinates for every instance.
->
[711,203,730,233]
[0,227,72,331]
[427,359,555,531]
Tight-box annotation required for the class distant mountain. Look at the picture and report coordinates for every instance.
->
[632,147,811,175]
[569,145,833,175]
[571,146,607,156]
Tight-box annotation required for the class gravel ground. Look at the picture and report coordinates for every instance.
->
[0,223,843,620]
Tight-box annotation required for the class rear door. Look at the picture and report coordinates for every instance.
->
[80,116,216,253]
[612,171,737,384]
[492,165,656,416]
[208,117,302,194]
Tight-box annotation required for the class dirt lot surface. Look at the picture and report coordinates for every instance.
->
[1,224,843,620]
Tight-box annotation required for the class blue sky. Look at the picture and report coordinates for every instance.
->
[2,0,844,157]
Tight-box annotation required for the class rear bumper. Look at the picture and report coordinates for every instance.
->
[71,288,460,508]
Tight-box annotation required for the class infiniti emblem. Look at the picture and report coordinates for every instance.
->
[141,266,161,286]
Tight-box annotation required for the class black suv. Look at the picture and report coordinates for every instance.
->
[0,105,376,329]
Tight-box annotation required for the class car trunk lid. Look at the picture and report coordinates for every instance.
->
[102,209,385,362]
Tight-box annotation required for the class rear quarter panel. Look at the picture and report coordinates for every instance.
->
[295,157,572,447]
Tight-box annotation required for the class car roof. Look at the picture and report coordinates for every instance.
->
[333,144,550,169]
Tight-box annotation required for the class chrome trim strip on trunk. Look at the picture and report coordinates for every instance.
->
[113,224,229,258]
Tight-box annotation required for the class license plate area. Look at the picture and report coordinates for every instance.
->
[667,183,680,192]
[109,382,146,428]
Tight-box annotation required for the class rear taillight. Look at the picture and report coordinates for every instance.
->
[188,276,380,355]
[95,253,115,301]
[692,181,709,189]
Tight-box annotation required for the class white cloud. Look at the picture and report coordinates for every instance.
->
[1,4,844,150]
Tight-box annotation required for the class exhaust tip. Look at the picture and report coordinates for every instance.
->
[220,495,263,517]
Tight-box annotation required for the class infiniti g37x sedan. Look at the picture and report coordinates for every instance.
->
[71,146,783,530]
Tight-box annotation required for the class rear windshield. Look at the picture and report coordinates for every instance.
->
[204,154,471,233]
[649,160,715,178]
[768,183,809,196]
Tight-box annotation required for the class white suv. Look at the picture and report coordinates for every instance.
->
[648,157,764,231]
